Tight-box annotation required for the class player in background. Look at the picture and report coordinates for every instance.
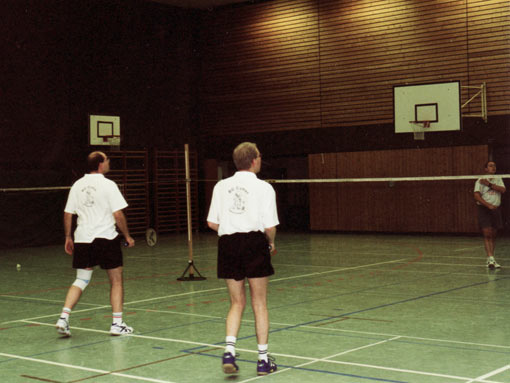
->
[474,161,506,269]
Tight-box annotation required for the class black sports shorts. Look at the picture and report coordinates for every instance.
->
[477,205,503,230]
[73,236,123,269]
[217,231,274,281]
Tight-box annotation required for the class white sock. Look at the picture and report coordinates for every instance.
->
[112,312,123,325]
[258,344,268,362]
[225,335,236,356]
[61,307,71,321]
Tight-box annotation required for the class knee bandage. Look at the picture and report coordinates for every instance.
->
[72,269,93,291]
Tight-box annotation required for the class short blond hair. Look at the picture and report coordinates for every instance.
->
[233,142,259,170]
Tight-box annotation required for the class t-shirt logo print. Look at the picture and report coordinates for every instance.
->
[228,187,247,214]
[82,186,96,207]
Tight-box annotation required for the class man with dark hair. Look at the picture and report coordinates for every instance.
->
[207,142,279,376]
[56,151,135,337]
[474,161,506,269]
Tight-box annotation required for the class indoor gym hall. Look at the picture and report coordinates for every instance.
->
[2,0,510,382]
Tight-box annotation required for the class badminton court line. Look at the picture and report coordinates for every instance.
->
[466,365,510,383]
[238,336,405,383]
[83,301,508,356]
[16,321,505,383]
[0,352,176,383]
[1,256,412,325]
[0,294,101,306]
[123,306,510,351]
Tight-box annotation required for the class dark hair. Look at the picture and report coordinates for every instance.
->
[485,161,496,169]
[233,142,259,170]
[87,151,105,172]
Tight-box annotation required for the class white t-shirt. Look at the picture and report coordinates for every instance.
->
[207,171,279,236]
[474,176,505,207]
[64,174,128,243]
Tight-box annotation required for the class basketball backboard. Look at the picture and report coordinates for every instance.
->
[89,115,120,146]
[394,81,461,136]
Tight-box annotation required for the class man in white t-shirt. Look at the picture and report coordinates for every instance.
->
[56,151,135,337]
[474,161,506,269]
[207,142,278,376]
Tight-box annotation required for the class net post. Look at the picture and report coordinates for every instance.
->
[177,143,206,281]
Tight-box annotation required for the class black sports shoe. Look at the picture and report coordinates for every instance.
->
[257,356,277,375]
[222,352,239,374]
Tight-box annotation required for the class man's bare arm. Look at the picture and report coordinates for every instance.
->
[64,212,74,255]
[264,226,276,253]
[113,210,135,247]
[207,221,219,232]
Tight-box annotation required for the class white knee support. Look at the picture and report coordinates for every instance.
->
[72,269,93,291]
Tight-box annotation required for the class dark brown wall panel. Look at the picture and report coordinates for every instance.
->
[200,0,321,135]
[318,0,469,127]
[309,145,488,233]
[308,153,338,230]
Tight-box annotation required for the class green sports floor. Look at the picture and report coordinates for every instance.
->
[1,232,509,383]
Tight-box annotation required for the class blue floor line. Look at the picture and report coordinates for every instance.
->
[182,351,409,383]
[183,276,509,353]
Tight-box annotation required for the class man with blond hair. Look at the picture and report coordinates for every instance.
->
[207,142,279,376]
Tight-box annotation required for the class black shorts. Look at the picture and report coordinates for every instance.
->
[477,205,503,230]
[73,236,123,270]
[217,231,274,281]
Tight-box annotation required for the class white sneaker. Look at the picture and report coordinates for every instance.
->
[110,322,133,336]
[487,257,501,269]
[56,317,71,337]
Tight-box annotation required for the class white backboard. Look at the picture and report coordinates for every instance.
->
[394,81,461,134]
[89,115,120,146]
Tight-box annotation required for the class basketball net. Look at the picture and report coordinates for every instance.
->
[103,135,121,151]
[410,121,430,141]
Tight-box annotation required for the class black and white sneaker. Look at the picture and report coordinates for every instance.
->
[56,317,71,337]
[487,256,501,269]
[110,322,133,336]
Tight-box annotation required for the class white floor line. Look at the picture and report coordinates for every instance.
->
[465,365,510,383]
[238,336,402,383]
[2,257,410,325]
[52,306,507,352]
[18,321,504,383]
[1,304,113,325]
[18,320,245,352]
[317,358,502,383]
[0,295,102,306]
[268,257,411,283]
[297,324,510,350]
[454,246,485,252]
[410,261,494,268]
[0,352,176,383]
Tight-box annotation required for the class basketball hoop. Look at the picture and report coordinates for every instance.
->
[100,135,121,151]
[109,135,121,151]
[409,121,430,141]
